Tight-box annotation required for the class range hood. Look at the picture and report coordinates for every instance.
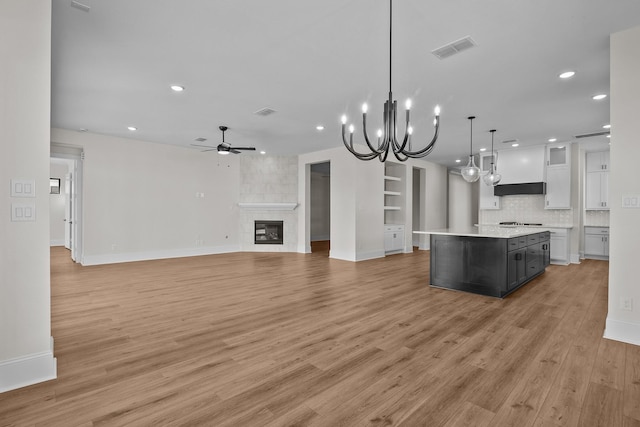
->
[494,182,546,196]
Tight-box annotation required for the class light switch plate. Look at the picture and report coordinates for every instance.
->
[622,195,640,208]
[11,203,36,221]
[10,179,36,197]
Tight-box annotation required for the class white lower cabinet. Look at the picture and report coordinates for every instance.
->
[548,229,569,265]
[584,226,609,259]
[384,225,405,253]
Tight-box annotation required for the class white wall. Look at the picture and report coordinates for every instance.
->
[605,25,640,346]
[49,162,69,246]
[448,173,476,229]
[298,146,384,261]
[50,128,241,265]
[0,0,56,392]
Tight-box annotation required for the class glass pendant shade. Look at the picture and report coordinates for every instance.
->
[461,155,480,182]
[483,167,502,185]
[482,129,502,185]
[461,116,480,182]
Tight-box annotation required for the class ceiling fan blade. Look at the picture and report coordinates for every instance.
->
[190,143,216,149]
[232,147,256,151]
[230,149,241,154]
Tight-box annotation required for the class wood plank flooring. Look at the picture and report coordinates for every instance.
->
[1,247,639,426]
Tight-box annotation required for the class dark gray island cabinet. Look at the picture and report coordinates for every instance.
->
[415,227,550,298]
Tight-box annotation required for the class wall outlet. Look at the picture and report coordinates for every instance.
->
[621,297,633,311]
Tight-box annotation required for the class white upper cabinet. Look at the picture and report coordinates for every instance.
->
[544,143,571,209]
[585,151,610,210]
[479,152,500,209]
[497,145,546,185]
[546,144,570,168]
[586,151,610,172]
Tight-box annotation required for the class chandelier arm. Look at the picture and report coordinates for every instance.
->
[341,124,382,161]
[392,108,411,153]
[398,119,440,157]
[362,113,386,154]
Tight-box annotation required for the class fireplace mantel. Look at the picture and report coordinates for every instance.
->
[238,202,298,211]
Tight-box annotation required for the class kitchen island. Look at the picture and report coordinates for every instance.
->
[414,226,550,298]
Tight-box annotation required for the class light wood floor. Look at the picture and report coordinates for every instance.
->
[1,247,639,426]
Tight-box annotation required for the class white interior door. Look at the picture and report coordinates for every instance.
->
[64,172,72,250]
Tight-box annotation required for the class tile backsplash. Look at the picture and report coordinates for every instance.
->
[585,210,610,226]
[479,195,574,226]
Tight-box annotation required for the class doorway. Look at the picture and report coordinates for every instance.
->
[310,162,330,254]
[50,143,84,263]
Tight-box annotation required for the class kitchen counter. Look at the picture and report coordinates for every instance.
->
[415,226,546,239]
[418,228,550,298]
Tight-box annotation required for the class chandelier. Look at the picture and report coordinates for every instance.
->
[341,0,440,162]
[461,116,480,182]
[483,129,502,185]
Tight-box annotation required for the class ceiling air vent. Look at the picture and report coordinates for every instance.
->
[574,131,610,139]
[194,137,207,142]
[254,107,277,117]
[432,36,477,60]
[502,139,518,144]
[70,1,91,12]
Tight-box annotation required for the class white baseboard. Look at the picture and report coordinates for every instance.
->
[310,235,330,242]
[0,337,57,393]
[50,239,65,247]
[570,253,581,264]
[604,318,640,347]
[329,249,385,262]
[81,245,241,266]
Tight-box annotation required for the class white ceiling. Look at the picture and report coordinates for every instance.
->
[51,0,640,167]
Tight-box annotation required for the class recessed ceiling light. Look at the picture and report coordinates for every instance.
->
[512,143,519,147]
[603,124,611,129]
[548,138,557,142]
[170,85,185,92]
[127,126,137,131]
[316,125,325,131]
[592,94,607,100]
[455,159,461,163]
[559,71,575,79]
[479,148,487,152]
[260,151,266,155]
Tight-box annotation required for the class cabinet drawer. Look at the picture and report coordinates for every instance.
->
[527,261,541,275]
[539,231,550,242]
[517,236,528,249]
[585,226,609,235]
[527,234,540,245]
[507,238,520,251]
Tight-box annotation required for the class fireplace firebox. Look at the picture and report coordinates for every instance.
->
[254,220,283,244]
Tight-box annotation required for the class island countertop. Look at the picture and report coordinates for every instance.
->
[413,226,542,239]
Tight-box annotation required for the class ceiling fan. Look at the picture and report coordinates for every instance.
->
[191,126,256,155]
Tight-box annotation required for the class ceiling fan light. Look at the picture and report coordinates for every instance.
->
[218,150,230,155]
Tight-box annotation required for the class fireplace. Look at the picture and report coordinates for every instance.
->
[254,220,283,244]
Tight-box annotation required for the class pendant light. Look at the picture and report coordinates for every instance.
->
[483,129,502,185]
[461,116,480,182]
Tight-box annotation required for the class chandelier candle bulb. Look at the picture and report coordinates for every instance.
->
[341,115,347,124]
[405,99,412,110]
[362,103,368,113]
